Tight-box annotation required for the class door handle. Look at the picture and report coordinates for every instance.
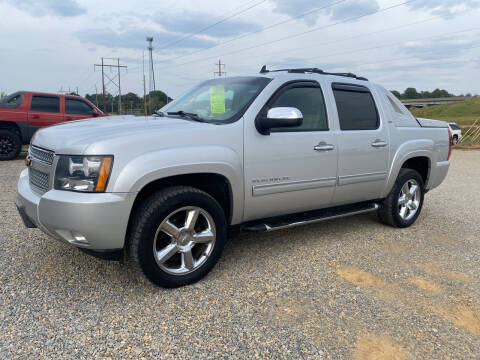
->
[32,115,40,119]
[314,142,335,151]
[371,139,388,147]
[66,117,72,121]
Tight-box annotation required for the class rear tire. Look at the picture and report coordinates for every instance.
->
[128,186,227,288]
[0,129,22,160]
[378,168,425,228]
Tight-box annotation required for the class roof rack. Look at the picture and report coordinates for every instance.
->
[259,65,368,81]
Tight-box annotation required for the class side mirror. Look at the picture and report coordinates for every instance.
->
[257,107,303,135]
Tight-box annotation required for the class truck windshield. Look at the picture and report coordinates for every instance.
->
[160,76,271,124]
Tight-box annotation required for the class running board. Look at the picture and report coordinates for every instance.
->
[242,202,379,232]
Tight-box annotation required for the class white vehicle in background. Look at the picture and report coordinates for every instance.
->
[448,123,462,144]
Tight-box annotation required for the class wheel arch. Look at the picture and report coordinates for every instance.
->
[0,121,24,140]
[382,142,434,198]
[129,172,235,227]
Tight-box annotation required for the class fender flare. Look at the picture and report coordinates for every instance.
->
[112,145,244,224]
[382,140,433,197]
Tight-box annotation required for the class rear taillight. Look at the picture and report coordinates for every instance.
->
[447,127,453,161]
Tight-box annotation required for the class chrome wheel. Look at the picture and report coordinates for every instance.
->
[153,206,216,275]
[398,179,420,221]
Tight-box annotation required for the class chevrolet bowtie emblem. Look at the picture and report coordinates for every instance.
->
[25,155,32,167]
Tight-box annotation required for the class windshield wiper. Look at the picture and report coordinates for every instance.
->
[153,110,165,117]
[167,110,205,122]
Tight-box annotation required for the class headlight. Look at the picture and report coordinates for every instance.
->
[54,155,113,192]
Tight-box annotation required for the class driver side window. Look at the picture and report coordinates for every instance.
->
[268,83,328,132]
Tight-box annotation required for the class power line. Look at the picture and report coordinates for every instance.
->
[298,26,480,63]
[162,0,418,69]
[156,0,267,51]
[157,0,349,63]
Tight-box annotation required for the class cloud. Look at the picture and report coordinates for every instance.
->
[76,28,216,50]
[5,0,86,17]
[156,11,262,38]
[272,0,379,24]
[400,38,477,60]
[406,0,480,18]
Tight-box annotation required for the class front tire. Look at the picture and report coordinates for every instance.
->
[452,135,458,145]
[128,186,227,288]
[378,169,425,228]
[0,129,22,160]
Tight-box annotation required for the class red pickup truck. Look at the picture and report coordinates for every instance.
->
[0,91,105,160]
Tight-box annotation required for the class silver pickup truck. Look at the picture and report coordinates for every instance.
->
[16,67,452,287]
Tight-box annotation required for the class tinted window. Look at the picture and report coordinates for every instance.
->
[269,85,328,131]
[449,123,460,130]
[31,95,60,113]
[66,98,94,115]
[333,84,379,130]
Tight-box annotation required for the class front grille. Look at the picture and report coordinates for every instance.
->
[30,146,54,165]
[29,168,50,192]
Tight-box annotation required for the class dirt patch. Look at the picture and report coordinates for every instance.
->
[354,334,408,360]
[409,277,443,295]
[337,268,387,287]
[432,304,480,336]
[423,264,470,282]
[427,234,454,244]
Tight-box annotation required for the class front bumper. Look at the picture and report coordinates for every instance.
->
[16,168,135,250]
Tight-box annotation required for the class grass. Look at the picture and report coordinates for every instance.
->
[410,96,480,147]
[410,96,480,126]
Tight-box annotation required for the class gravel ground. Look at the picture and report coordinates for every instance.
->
[1,150,479,359]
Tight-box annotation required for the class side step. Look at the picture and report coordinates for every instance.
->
[242,202,379,232]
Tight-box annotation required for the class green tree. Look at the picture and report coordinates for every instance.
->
[403,87,420,99]
[391,90,402,99]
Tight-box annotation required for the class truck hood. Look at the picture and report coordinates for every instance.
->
[32,115,214,154]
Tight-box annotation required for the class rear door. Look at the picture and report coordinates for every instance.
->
[65,97,96,121]
[330,82,390,205]
[28,94,63,132]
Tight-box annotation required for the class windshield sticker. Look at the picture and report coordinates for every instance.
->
[210,85,226,114]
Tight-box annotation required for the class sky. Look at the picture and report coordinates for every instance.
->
[1,0,480,100]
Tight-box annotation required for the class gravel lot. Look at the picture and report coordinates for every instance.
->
[1,150,479,359]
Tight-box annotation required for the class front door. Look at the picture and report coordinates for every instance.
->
[65,97,96,121]
[244,80,338,221]
[330,82,389,205]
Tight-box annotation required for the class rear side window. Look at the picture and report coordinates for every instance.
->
[66,98,94,115]
[332,83,379,130]
[31,95,60,113]
[267,82,328,131]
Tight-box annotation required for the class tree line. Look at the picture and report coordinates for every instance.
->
[84,90,173,114]
[391,88,473,100]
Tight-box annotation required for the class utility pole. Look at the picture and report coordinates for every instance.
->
[214,60,226,78]
[94,57,127,113]
[117,58,122,114]
[95,84,99,107]
[101,58,105,111]
[147,37,156,114]
[143,51,147,116]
